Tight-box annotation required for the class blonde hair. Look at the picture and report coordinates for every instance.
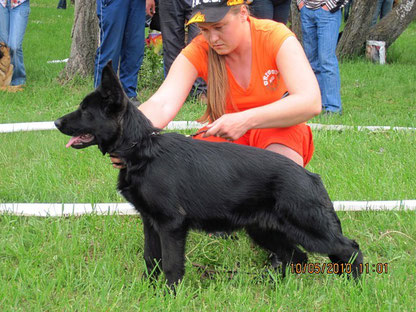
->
[198,5,247,123]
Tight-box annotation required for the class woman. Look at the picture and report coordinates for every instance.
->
[112,0,321,168]
[0,0,30,87]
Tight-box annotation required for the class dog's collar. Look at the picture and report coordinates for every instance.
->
[109,131,159,155]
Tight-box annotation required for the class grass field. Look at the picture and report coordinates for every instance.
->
[0,1,415,311]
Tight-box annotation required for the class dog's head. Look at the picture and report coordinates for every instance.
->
[55,61,130,154]
[0,42,11,60]
[0,43,6,59]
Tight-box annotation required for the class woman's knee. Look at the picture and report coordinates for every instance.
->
[265,143,304,167]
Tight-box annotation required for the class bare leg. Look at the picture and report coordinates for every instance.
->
[266,143,303,167]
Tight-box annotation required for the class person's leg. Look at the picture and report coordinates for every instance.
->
[343,1,351,21]
[249,125,315,168]
[249,0,274,19]
[119,0,145,98]
[0,2,10,44]
[265,144,303,167]
[94,0,128,88]
[300,7,322,109]
[8,0,30,86]
[380,0,394,19]
[316,8,342,113]
[57,0,67,9]
[372,0,384,25]
[159,0,186,76]
[272,0,291,24]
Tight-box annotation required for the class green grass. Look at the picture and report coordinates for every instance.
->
[0,1,416,310]
[1,212,415,311]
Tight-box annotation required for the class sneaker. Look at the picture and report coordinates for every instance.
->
[322,109,342,116]
[129,97,141,107]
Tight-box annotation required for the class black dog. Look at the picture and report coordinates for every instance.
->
[55,62,363,287]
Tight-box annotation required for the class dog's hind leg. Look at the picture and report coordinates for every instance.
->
[278,206,363,278]
[158,227,188,288]
[245,226,308,277]
[142,216,163,281]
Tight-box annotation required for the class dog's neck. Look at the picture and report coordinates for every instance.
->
[106,102,161,166]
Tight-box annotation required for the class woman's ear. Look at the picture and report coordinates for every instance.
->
[240,5,249,21]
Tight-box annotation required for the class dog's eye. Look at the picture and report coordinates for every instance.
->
[80,108,94,120]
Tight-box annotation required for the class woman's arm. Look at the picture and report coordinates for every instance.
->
[138,54,198,128]
[243,36,322,128]
[204,36,321,140]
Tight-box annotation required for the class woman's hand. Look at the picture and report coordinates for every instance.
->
[203,111,251,141]
[110,155,126,169]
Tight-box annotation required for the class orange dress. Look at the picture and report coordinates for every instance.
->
[181,17,314,166]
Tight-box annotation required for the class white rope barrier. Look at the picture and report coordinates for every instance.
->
[1,121,415,134]
[0,200,415,217]
[0,121,206,133]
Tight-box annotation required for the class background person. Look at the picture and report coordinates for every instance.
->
[146,0,207,99]
[94,0,146,105]
[249,0,291,24]
[57,0,66,9]
[372,0,394,25]
[297,0,348,114]
[0,0,30,87]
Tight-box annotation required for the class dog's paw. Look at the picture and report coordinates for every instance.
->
[0,85,24,92]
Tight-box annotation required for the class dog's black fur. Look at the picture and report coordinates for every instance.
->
[55,62,363,287]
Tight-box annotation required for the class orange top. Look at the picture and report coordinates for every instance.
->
[181,17,295,114]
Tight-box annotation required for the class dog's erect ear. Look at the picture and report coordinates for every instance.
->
[100,61,127,113]
[0,42,5,59]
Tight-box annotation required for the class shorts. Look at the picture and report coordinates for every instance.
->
[192,123,314,167]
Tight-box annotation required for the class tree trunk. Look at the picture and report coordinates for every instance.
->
[290,0,303,44]
[367,0,416,49]
[337,0,416,58]
[336,0,378,58]
[59,0,98,82]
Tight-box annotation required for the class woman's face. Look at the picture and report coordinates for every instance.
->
[198,8,246,55]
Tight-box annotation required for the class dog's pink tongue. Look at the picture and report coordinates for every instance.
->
[66,136,81,148]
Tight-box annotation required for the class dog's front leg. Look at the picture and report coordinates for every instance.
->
[142,216,162,280]
[158,227,187,288]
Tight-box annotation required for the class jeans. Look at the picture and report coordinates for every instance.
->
[57,0,67,9]
[159,0,206,95]
[0,0,30,86]
[372,0,394,25]
[300,6,342,113]
[249,0,291,24]
[94,0,145,98]
[343,0,352,22]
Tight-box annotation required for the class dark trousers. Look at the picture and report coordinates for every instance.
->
[57,0,66,9]
[159,0,206,95]
[249,0,291,24]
